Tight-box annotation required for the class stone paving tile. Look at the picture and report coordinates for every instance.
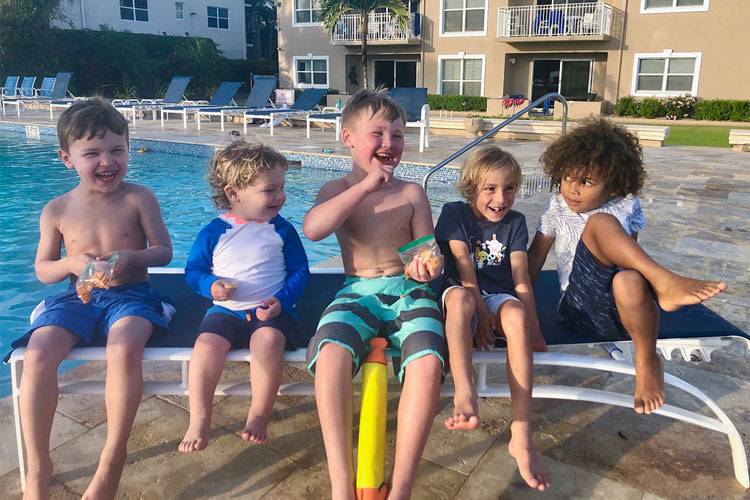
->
[675,237,750,264]
[0,469,79,500]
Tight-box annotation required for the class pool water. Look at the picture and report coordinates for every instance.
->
[0,132,461,396]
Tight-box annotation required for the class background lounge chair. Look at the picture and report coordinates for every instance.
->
[113,75,192,125]
[1,72,72,118]
[195,75,277,131]
[160,81,242,129]
[242,87,327,136]
[388,87,431,152]
[18,77,36,98]
[0,76,20,103]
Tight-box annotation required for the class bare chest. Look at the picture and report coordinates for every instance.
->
[59,203,145,254]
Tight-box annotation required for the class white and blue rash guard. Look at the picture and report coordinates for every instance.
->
[185,213,310,314]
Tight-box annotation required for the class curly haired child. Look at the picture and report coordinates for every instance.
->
[528,117,726,415]
[179,141,309,452]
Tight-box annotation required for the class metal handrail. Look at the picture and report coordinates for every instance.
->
[421,92,568,190]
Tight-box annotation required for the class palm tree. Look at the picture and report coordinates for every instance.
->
[317,0,411,89]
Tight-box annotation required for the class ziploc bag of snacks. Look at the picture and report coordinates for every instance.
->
[76,253,119,304]
[397,235,442,279]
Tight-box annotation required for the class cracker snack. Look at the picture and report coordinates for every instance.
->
[75,254,119,303]
[397,235,442,279]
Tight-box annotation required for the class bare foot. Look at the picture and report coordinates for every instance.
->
[634,354,664,415]
[82,449,127,500]
[241,413,270,444]
[23,458,53,500]
[508,433,550,492]
[444,392,480,430]
[179,420,210,453]
[654,274,727,312]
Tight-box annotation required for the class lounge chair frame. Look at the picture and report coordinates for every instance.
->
[195,75,277,131]
[7,267,749,492]
[242,88,328,136]
[160,81,242,129]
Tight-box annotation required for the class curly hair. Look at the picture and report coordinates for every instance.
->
[208,141,288,209]
[341,87,406,130]
[456,146,523,201]
[540,117,645,197]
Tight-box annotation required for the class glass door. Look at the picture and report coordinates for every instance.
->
[532,59,592,102]
[374,60,418,89]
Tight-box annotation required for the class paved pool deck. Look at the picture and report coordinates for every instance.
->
[1,109,749,499]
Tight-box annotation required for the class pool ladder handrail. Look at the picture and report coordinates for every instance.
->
[421,93,569,191]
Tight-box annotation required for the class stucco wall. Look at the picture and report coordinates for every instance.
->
[53,0,247,59]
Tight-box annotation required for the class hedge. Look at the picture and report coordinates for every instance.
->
[427,94,487,112]
[0,28,277,99]
[614,96,750,121]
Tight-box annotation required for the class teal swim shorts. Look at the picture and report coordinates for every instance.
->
[305,274,446,382]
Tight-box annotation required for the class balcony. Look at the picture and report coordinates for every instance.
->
[497,2,615,42]
[331,12,421,45]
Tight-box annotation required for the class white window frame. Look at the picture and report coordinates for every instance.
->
[175,1,184,20]
[439,0,487,37]
[292,0,322,27]
[437,53,486,96]
[120,0,149,23]
[631,50,702,96]
[207,6,229,29]
[293,55,329,89]
[640,0,709,14]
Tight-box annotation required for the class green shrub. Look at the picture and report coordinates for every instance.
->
[614,96,639,117]
[427,94,487,112]
[638,98,666,118]
[694,99,750,122]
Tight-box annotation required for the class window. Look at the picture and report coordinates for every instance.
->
[120,0,148,22]
[439,56,484,96]
[294,0,321,25]
[175,2,184,20]
[208,6,229,29]
[632,52,701,96]
[641,0,708,13]
[442,0,486,35]
[294,56,328,88]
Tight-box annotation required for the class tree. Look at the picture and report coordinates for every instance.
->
[317,0,410,89]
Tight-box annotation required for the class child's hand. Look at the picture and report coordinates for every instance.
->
[405,253,442,282]
[211,279,237,301]
[99,251,128,280]
[475,304,497,350]
[361,165,394,193]
[256,297,281,321]
[68,253,96,277]
[529,320,547,352]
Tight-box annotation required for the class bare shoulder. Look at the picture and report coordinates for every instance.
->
[316,177,350,201]
[399,179,429,203]
[41,190,72,220]
[122,182,157,201]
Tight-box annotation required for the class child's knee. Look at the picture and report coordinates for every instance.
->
[249,327,286,352]
[196,331,232,351]
[445,287,474,317]
[500,300,526,326]
[612,270,652,305]
[403,352,442,379]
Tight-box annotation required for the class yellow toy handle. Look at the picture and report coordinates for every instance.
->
[356,337,389,500]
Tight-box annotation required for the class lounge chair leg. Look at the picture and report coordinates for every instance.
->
[306,119,311,139]
[270,115,275,136]
[196,113,201,130]
[419,127,425,152]
[243,115,248,135]
[183,112,187,129]
[221,111,225,132]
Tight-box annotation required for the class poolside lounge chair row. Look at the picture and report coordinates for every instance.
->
[1,72,75,118]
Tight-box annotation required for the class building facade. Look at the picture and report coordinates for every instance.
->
[275,0,750,109]
[54,0,248,59]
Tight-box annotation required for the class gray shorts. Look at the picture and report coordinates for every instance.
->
[441,285,520,336]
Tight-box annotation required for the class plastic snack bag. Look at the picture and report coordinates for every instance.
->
[397,235,442,279]
[76,253,119,303]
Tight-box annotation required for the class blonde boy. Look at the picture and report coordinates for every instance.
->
[435,146,549,491]
[303,89,446,500]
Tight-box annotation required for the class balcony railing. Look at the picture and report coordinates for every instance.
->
[332,12,419,43]
[497,2,613,39]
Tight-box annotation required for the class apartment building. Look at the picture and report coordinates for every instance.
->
[276,0,750,111]
[53,0,248,59]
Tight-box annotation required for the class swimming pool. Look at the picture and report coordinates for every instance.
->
[0,131,464,396]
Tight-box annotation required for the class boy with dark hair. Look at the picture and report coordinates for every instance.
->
[528,117,726,415]
[9,97,173,499]
[304,88,446,500]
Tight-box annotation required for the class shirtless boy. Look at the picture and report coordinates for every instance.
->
[9,98,173,500]
[303,89,446,500]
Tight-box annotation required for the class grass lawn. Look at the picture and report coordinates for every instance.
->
[659,124,749,148]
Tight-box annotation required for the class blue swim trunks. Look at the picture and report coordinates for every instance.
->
[9,282,174,353]
[558,240,630,342]
[199,304,307,350]
[306,274,446,383]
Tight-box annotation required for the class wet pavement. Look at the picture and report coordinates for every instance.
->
[1,109,749,498]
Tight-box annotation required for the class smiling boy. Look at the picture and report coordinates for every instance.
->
[9,98,173,500]
[303,89,446,500]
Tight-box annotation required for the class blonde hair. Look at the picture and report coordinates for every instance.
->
[341,87,407,129]
[208,141,288,209]
[456,146,523,200]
